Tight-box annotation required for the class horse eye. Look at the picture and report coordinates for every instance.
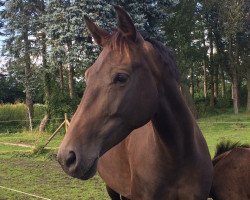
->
[113,73,129,84]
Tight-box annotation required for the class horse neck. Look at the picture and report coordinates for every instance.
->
[212,152,229,166]
[151,77,198,157]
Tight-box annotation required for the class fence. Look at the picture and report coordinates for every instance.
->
[1,117,250,134]
[41,114,70,149]
[0,116,69,133]
[0,113,70,152]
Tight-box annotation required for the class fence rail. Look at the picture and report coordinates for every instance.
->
[0,113,250,134]
[0,115,71,133]
[0,118,65,123]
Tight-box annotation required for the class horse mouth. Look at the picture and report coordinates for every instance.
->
[79,158,98,180]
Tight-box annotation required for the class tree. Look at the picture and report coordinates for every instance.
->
[0,73,25,103]
[164,0,197,76]
[1,0,42,127]
[217,0,246,114]
[36,0,53,132]
[44,0,170,101]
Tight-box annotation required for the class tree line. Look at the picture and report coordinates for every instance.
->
[0,0,249,131]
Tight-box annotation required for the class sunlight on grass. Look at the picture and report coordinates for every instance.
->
[0,112,249,199]
[198,113,250,156]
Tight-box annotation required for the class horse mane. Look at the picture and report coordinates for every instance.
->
[214,140,250,158]
[108,30,180,83]
[142,32,180,83]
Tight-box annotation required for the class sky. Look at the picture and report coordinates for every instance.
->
[0,36,7,73]
[0,2,7,73]
[0,3,7,73]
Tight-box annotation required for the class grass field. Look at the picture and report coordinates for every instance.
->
[198,112,250,156]
[0,112,249,199]
[0,158,109,200]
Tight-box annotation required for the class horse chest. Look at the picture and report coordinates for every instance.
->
[97,124,184,198]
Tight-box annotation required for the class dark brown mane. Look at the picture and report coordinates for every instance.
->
[108,30,180,82]
[214,140,250,158]
[142,34,180,83]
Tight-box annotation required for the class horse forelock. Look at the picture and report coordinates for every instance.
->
[107,30,180,83]
[108,30,134,53]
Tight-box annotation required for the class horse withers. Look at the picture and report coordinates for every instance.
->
[210,141,250,200]
[57,6,213,200]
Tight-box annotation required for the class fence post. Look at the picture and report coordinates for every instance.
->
[43,121,65,148]
[40,113,69,150]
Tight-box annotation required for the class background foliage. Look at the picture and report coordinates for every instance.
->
[0,0,249,130]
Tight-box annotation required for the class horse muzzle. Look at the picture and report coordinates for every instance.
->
[57,148,99,180]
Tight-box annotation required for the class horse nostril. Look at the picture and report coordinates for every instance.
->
[65,151,76,168]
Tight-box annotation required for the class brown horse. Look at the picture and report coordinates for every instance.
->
[210,141,250,200]
[57,6,213,200]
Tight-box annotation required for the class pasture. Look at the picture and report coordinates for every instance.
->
[0,112,249,199]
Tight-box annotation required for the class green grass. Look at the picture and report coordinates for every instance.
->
[198,112,250,156]
[0,158,109,200]
[0,112,249,199]
[0,131,63,148]
[0,132,109,199]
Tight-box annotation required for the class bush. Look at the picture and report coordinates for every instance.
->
[0,103,46,133]
[194,94,234,118]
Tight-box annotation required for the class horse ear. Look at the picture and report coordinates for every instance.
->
[114,5,137,42]
[84,15,110,47]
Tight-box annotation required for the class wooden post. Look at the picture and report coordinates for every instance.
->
[43,121,65,148]
[39,113,70,150]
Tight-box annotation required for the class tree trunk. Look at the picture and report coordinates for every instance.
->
[68,64,75,99]
[203,64,207,98]
[247,67,250,112]
[59,62,64,91]
[39,31,51,132]
[67,42,75,99]
[202,31,208,98]
[213,17,227,99]
[221,67,225,97]
[229,36,239,114]
[39,1,51,132]
[209,28,215,108]
[210,71,215,108]
[214,66,219,98]
[196,75,200,94]
[39,114,50,132]
[23,25,33,129]
[189,66,194,99]
[232,70,239,114]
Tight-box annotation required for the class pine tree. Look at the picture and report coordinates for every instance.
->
[45,0,114,99]
[1,0,42,128]
[112,0,171,40]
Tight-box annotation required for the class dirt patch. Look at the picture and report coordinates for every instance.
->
[0,142,33,148]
